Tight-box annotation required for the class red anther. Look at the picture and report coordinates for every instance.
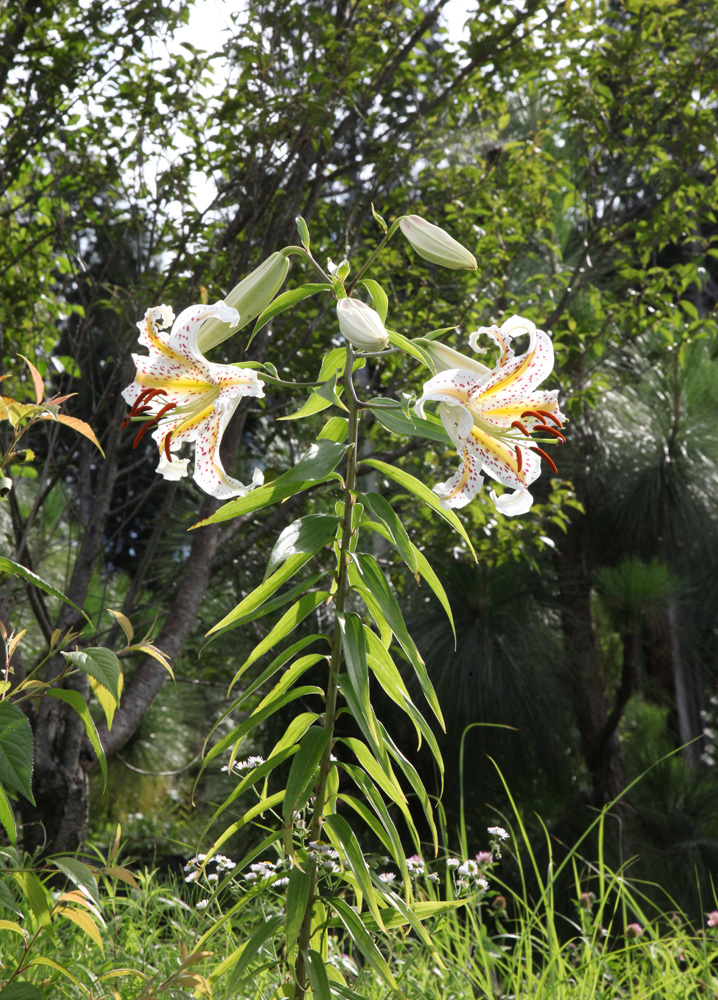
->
[153,401,178,421]
[529,446,558,474]
[510,420,530,437]
[521,409,544,421]
[534,408,563,427]
[514,445,523,472]
[535,423,566,444]
[130,387,167,415]
[163,433,173,461]
[132,420,157,449]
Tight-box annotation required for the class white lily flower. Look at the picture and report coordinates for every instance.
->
[399,214,477,270]
[414,316,565,515]
[336,298,389,352]
[122,301,265,499]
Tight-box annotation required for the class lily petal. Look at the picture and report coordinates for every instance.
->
[489,487,534,516]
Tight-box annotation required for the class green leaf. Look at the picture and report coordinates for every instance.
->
[303,949,333,1000]
[12,871,51,928]
[224,914,285,990]
[266,514,340,578]
[225,591,330,687]
[63,647,120,701]
[0,783,17,843]
[360,279,388,323]
[283,726,331,824]
[280,386,335,420]
[361,493,417,574]
[46,689,107,785]
[206,572,326,637]
[363,459,475,559]
[0,702,34,803]
[349,554,444,728]
[386,328,434,367]
[250,283,331,344]
[51,857,101,908]
[195,440,348,527]
[327,898,404,997]
[370,403,449,444]
[0,558,91,625]
[0,983,45,998]
[325,813,384,929]
[318,416,349,442]
[285,868,313,960]
[296,215,311,251]
[410,543,455,642]
[340,613,370,718]
[211,554,317,635]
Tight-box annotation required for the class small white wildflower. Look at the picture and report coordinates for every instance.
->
[446,857,461,868]
[207,873,218,883]
[244,872,258,882]
[196,899,209,910]
[477,877,489,891]
[185,871,200,884]
[487,826,509,841]
[379,872,396,883]
[458,860,479,878]
[405,855,426,876]
[427,873,440,883]
[274,877,290,887]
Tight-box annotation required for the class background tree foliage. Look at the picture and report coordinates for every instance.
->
[1,0,717,914]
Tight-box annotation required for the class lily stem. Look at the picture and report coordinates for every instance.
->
[293,343,360,999]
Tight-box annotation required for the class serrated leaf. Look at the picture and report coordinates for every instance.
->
[46,689,106,785]
[55,906,104,950]
[52,857,101,908]
[0,558,91,624]
[0,702,34,803]
[88,670,123,730]
[107,608,133,643]
[0,783,17,843]
[63,647,120,701]
[101,865,140,890]
[41,413,104,455]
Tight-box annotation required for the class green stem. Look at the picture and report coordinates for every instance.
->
[346,218,402,296]
[293,343,360,999]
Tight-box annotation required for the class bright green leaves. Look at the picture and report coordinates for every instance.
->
[62,647,121,702]
[265,514,340,578]
[0,701,34,804]
[195,439,348,527]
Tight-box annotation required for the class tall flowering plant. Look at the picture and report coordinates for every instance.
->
[122,210,565,996]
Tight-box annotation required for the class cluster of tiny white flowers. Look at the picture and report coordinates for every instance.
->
[308,842,342,874]
[184,852,237,888]
[244,860,277,883]
[405,854,426,876]
[487,825,510,859]
[221,755,265,774]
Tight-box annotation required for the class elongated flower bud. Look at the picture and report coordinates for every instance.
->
[198,251,290,351]
[336,299,389,352]
[413,337,490,377]
[399,215,477,270]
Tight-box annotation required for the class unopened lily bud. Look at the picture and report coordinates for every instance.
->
[336,299,389,353]
[399,215,477,270]
[413,336,490,376]
[198,251,290,351]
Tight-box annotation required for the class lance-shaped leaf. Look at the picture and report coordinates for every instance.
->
[327,897,405,998]
[360,279,388,323]
[361,493,417,574]
[303,949,332,1000]
[210,555,321,635]
[379,721,438,852]
[285,867,313,961]
[52,857,101,907]
[194,440,348,527]
[223,914,285,988]
[0,784,17,843]
[250,282,332,343]
[369,401,449,444]
[338,776,412,888]
[0,702,34,803]
[283,725,331,824]
[265,514,339,579]
[349,554,444,729]
[362,459,476,558]
[224,591,330,689]
[0,558,91,624]
[325,813,385,930]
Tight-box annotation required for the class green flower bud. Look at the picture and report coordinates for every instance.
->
[336,299,389,353]
[399,215,477,270]
[198,251,290,351]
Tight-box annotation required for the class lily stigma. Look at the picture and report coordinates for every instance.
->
[122,301,265,499]
[414,315,565,516]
